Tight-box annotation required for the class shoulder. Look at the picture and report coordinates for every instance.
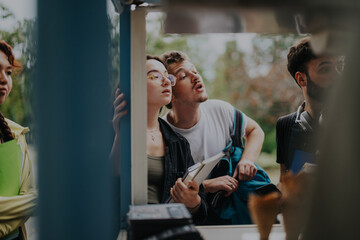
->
[158,118,187,143]
[276,112,297,126]
[201,99,233,110]
[276,112,297,140]
[201,99,235,118]
[5,119,31,161]
[5,118,30,139]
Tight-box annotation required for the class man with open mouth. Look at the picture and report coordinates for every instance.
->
[160,50,265,225]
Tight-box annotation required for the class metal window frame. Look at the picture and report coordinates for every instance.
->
[119,5,147,229]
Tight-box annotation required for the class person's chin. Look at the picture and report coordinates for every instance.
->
[162,97,172,106]
[198,92,208,102]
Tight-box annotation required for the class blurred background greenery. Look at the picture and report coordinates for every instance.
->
[145,13,305,179]
[1,5,305,181]
[0,3,120,144]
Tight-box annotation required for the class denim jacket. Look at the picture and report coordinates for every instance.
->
[158,118,207,224]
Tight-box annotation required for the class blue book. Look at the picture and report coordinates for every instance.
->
[291,150,316,174]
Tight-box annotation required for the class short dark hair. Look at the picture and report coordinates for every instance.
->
[146,54,164,65]
[287,37,317,87]
[160,51,190,70]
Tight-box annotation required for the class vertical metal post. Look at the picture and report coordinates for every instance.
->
[119,4,132,229]
[37,1,114,239]
[131,8,147,205]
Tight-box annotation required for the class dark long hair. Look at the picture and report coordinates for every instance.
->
[0,40,21,142]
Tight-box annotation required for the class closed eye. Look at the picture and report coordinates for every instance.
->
[178,72,187,80]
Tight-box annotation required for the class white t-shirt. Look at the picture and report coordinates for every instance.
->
[163,99,247,164]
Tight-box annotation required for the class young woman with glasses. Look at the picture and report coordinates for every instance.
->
[111,55,207,223]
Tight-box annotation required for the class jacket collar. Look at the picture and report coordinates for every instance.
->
[5,118,30,139]
[158,118,183,144]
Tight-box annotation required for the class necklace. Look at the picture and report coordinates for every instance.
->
[147,127,159,142]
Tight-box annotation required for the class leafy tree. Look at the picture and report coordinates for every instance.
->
[145,13,209,85]
[109,14,120,93]
[212,34,305,153]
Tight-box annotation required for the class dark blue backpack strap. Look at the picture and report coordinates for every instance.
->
[276,112,297,169]
[231,108,245,149]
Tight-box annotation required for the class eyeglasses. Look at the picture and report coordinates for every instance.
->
[147,72,176,86]
[336,57,345,74]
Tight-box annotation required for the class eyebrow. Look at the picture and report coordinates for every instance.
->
[174,68,185,75]
[318,61,333,67]
[0,62,11,68]
[147,70,159,75]
[147,69,168,76]
[175,66,197,76]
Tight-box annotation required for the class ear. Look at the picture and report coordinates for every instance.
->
[295,72,307,88]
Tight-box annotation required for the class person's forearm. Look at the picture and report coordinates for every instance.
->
[0,217,28,237]
[0,193,36,220]
[279,164,287,182]
[187,195,201,214]
[202,179,210,193]
[110,134,120,175]
[191,197,207,224]
[241,128,264,163]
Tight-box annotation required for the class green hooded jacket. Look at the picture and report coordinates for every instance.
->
[0,119,37,240]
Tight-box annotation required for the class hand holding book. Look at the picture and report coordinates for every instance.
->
[166,152,225,204]
[182,152,225,186]
[170,179,201,212]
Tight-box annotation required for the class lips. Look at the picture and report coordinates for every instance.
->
[193,82,204,91]
[0,88,7,94]
[162,89,171,94]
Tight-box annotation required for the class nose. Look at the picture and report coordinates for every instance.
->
[190,72,199,83]
[162,76,171,86]
[0,70,8,84]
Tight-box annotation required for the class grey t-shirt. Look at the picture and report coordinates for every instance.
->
[163,99,246,163]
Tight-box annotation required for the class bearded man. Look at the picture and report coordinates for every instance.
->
[276,37,343,178]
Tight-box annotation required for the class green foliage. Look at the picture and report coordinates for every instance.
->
[109,14,120,94]
[145,13,209,85]
[210,34,305,153]
[146,15,306,154]
[259,121,277,154]
[0,3,13,19]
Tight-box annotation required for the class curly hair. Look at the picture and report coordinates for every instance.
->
[0,40,22,71]
[160,51,190,70]
[0,113,14,142]
[287,37,317,87]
